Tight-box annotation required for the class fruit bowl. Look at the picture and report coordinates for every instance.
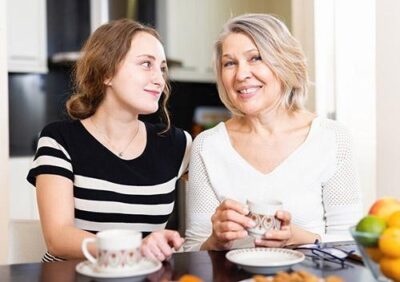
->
[350,227,391,281]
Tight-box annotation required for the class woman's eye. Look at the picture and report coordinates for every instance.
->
[223,61,235,68]
[141,61,151,68]
[161,66,168,73]
[251,55,262,62]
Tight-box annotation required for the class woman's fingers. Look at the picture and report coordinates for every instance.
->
[216,219,250,232]
[218,199,249,215]
[141,243,159,261]
[254,224,292,248]
[213,199,255,229]
[276,210,291,226]
[220,209,255,228]
[162,230,184,250]
[263,226,291,241]
[215,229,248,241]
[209,198,256,248]
[141,230,184,261]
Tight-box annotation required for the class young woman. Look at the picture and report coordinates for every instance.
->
[185,14,362,251]
[27,19,191,262]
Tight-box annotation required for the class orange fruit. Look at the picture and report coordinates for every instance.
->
[369,197,400,221]
[366,247,383,262]
[388,211,400,228]
[380,256,400,281]
[178,274,204,282]
[379,227,400,258]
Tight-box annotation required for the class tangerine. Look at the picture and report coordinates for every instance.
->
[380,256,400,281]
[366,247,383,263]
[379,227,400,258]
[178,274,204,282]
[388,211,400,228]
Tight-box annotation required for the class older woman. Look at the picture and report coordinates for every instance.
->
[184,14,362,251]
[27,19,191,262]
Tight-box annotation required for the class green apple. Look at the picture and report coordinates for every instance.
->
[355,215,387,247]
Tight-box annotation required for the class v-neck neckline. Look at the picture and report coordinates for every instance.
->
[219,117,319,177]
[77,120,150,162]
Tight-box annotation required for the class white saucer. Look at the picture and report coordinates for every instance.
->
[75,259,162,279]
[226,248,305,274]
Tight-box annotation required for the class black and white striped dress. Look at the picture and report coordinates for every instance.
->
[27,120,191,262]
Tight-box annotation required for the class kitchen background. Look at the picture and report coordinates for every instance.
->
[2,0,399,265]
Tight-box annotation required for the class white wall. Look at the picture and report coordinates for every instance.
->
[0,0,10,264]
[9,157,39,219]
[376,0,400,199]
[314,0,376,210]
[335,1,376,210]
[291,0,315,112]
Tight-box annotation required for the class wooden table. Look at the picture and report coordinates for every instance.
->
[0,247,376,282]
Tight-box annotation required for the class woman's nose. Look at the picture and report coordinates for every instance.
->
[152,69,165,88]
[235,63,252,81]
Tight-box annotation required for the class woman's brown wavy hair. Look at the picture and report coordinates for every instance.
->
[66,19,171,131]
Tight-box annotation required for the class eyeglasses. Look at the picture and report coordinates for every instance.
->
[293,242,355,269]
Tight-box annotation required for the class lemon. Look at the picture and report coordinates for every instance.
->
[355,215,387,247]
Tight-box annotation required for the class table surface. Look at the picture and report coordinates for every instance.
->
[0,244,376,282]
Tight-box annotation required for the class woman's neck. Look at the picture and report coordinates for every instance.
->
[87,107,140,143]
[228,109,316,138]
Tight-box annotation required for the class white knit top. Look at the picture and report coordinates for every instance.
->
[184,117,363,251]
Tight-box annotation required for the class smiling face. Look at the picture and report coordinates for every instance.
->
[105,31,167,115]
[220,32,283,117]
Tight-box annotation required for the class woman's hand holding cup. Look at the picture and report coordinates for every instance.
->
[245,199,293,248]
[206,198,256,250]
[253,210,293,248]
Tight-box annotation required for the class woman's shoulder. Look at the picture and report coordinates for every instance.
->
[313,116,351,136]
[40,119,80,138]
[145,122,185,138]
[311,117,353,151]
[192,122,226,150]
[145,122,191,148]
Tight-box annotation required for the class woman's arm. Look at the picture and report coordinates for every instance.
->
[36,174,95,259]
[184,136,220,251]
[184,136,253,251]
[321,125,363,241]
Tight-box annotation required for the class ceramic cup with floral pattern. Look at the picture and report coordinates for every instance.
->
[246,199,283,239]
[82,229,142,273]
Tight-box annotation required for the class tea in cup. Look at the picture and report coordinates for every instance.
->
[246,199,283,239]
[81,229,142,273]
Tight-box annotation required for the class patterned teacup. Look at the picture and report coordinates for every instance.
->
[246,199,283,239]
[82,229,142,273]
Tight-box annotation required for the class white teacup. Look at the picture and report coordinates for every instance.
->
[82,229,142,273]
[246,199,283,239]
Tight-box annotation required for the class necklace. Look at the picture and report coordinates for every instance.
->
[89,118,140,157]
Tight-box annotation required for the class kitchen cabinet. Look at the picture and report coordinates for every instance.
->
[7,0,47,73]
[156,0,291,82]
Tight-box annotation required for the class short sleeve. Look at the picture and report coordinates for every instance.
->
[178,130,192,178]
[27,122,74,186]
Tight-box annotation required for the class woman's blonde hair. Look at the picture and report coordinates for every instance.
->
[66,18,171,130]
[214,13,309,116]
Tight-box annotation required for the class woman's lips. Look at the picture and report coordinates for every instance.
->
[145,89,161,98]
[237,86,262,99]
